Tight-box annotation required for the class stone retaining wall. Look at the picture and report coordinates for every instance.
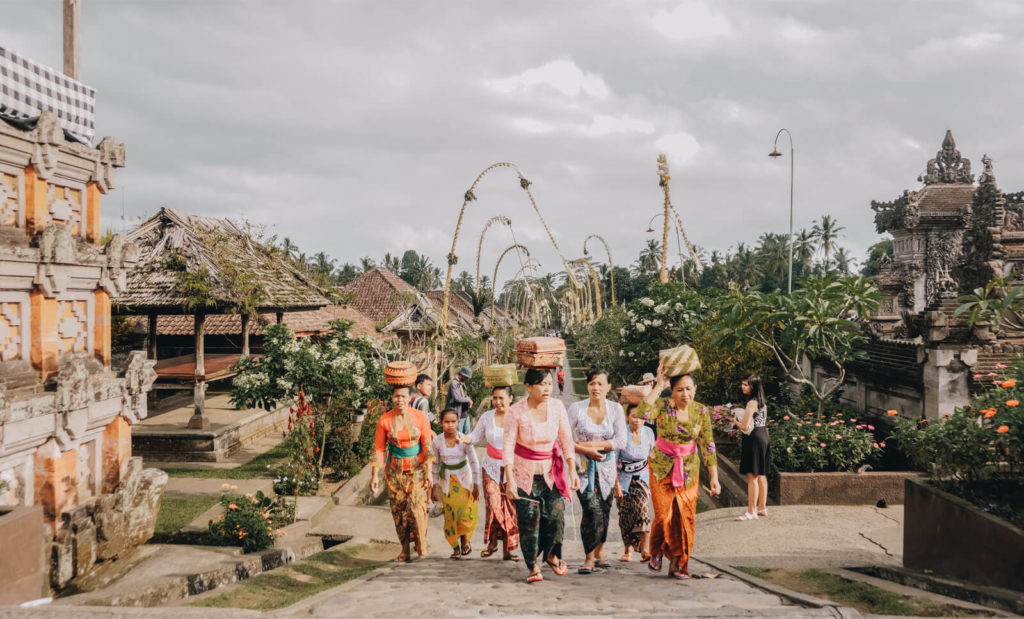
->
[778,471,923,505]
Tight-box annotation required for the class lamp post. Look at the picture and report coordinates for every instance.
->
[645,212,685,272]
[769,128,795,294]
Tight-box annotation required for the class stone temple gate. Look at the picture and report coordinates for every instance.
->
[820,131,1024,419]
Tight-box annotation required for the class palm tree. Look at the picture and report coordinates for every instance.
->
[312,251,336,279]
[633,240,661,277]
[811,215,845,274]
[833,247,855,276]
[280,237,298,263]
[359,257,376,273]
[730,243,763,290]
[756,232,789,290]
[794,229,816,277]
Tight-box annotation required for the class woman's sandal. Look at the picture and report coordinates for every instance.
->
[502,552,519,561]
[595,559,611,569]
[647,556,663,573]
[670,569,691,580]
[480,546,498,558]
[577,564,593,574]
[449,549,462,560]
[546,558,569,576]
[641,552,652,562]
[461,542,472,556]
[394,552,410,563]
[526,571,544,584]
[757,509,769,517]
[735,512,758,521]
[619,553,633,562]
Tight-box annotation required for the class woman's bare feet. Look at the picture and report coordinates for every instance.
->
[620,550,633,562]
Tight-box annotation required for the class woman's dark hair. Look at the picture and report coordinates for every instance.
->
[524,368,551,386]
[492,385,512,397]
[625,403,639,417]
[414,373,431,388]
[391,385,411,395]
[440,407,460,422]
[668,374,694,390]
[585,368,608,383]
[746,374,766,409]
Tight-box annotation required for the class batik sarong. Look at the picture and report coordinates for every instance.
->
[482,471,519,550]
[577,475,613,554]
[386,467,429,555]
[440,476,478,549]
[649,470,699,574]
[616,477,651,552]
[515,474,565,571]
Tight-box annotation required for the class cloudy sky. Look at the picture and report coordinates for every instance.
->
[3,1,1024,285]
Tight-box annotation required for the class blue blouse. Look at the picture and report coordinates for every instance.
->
[616,425,655,492]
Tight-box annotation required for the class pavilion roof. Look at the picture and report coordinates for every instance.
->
[115,207,329,314]
[131,305,388,340]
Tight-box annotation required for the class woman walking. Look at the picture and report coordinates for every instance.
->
[433,408,481,558]
[638,365,721,580]
[465,386,520,560]
[568,369,627,573]
[503,369,579,583]
[734,375,770,521]
[371,385,435,563]
[614,403,656,562]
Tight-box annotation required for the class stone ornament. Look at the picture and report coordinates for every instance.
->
[918,130,974,185]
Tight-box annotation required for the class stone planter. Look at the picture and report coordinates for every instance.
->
[0,505,46,605]
[904,478,1024,592]
[777,471,923,505]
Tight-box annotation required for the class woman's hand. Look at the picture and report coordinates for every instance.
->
[655,362,669,390]
[459,434,473,445]
[613,482,623,499]
[569,469,580,492]
[369,469,379,494]
[505,480,519,502]
[472,485,480,501]
[709,477,722,496]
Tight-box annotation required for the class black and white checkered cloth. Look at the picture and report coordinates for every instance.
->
[0,45,95,144]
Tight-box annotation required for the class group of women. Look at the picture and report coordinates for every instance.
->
[371,360,728,583]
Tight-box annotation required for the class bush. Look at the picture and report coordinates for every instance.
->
[768,410,878,474]
[270,459,320,496]
[207,488,294,553]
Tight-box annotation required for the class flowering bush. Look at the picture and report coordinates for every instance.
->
[207,488,294,553]
[768,411,878,473]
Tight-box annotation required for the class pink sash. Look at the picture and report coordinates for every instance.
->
[656,436,697,488]
[486,443,503,460]
[514,441,570,499]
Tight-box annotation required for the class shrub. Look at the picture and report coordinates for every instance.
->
[270,459,320,496]
[207,488,294,553]
[767,410,878,474]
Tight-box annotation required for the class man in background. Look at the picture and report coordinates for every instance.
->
[411,373,434,423]
[446,366,474,434]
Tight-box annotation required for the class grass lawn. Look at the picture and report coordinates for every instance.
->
[731,567,987,617]
[189,542,391,610]
[152,496,218,543]
[159,441,290,479]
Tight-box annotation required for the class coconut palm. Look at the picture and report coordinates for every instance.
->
[811,215,845,274]
[633,239,662,277]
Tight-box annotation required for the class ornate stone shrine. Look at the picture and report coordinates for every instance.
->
[829,132,1024,419]
[0,55,161,599]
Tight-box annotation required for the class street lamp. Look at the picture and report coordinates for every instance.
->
[645,212,685,271]
[770,128,795,294]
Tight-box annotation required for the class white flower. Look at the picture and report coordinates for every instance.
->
[655,303,669,314]
[619,350,625,356]
[636,324,645,333]
[674,302,684,311]
[651,319,662,327]
[640,297,655,307]
[628,351,635,357]
[619,328,627,336]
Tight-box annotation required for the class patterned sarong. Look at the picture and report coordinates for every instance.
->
[649,469,699,574]
[577,475,612,554]
[441,476,478,549]
[386,468,429,554]
[482,471,519,551]
[515,475,565,571]
[616,478,651,552]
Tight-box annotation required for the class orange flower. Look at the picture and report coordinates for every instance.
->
[997,425,1010,433]
[886,410,899,416]
[228,503,238,510]
[1002,379,1017,388]
[1007,400,1019,407]
[983,409,998,418]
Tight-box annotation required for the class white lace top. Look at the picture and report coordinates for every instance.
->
[568,398,627,500]
[468,409,505,482]
[431,434,480,495]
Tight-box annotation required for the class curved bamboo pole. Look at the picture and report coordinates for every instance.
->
[657,154,671,284]
[584,234,616,307]
[572,258,603,319]
[491,244,530,333]
[441,162,575,337]
[475,215,511,297]
[668,203,704,273]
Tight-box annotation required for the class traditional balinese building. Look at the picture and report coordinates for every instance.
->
[823,131,1024,419]
[0,44,161,600]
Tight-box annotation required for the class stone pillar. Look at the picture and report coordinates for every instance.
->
[276,311,284,324]
[101,416,131,493]
[187,313,208,429]
[24,166,48,235]
[922,347,977,420]
[93,289,111,369]
[147,313,157,361]
[241,313,250,357]
[29,290,59,379]
[33,440,78,528]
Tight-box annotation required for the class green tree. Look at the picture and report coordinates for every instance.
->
[811,215,845,274]
[861,239,893,278]
[708,276,881,414]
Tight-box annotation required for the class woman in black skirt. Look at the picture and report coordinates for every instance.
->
[734,374,769,521]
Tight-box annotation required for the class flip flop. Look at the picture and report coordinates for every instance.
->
[648,556,663,573]
[461,542,472,556]
[526,572,544,584]
[546,559,569,576]
[757,509,769,517]
[595,560,611,569]
[449,549,462,560]
[670,569,691,580]
[577,565,593,574]
[619,554,633,562]
[480,547,498,558]
[503,553,519,561]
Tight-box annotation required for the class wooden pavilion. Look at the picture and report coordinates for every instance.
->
[114,207,329,428]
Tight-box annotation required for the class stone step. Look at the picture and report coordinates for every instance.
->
[290,495,334,528]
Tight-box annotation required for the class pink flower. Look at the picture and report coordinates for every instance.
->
[880,442,886,447]
[783,415,790,420]
[850,419,857,422]
[835,434,842,439]
[987,372,997,377]
[973,374,983,379]
[820,443,827,447]
[867,425,875,431]
[872,442,880,449]
[787,447,792,453]
[996,363,1007,369]
[815,423,822,427]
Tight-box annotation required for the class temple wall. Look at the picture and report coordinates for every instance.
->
[0,113,160,598]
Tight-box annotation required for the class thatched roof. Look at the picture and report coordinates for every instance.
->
[115,207,329,314]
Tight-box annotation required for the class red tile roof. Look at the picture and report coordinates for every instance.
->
[340,267,418,322]
[130,305,388,340]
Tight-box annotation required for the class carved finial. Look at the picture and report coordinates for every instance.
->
[918,130,974,185]
[978,153,997,187]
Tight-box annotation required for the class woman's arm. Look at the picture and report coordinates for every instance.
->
[465,411,487,445]
[740,400,757,433]
[466,442,481,488]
